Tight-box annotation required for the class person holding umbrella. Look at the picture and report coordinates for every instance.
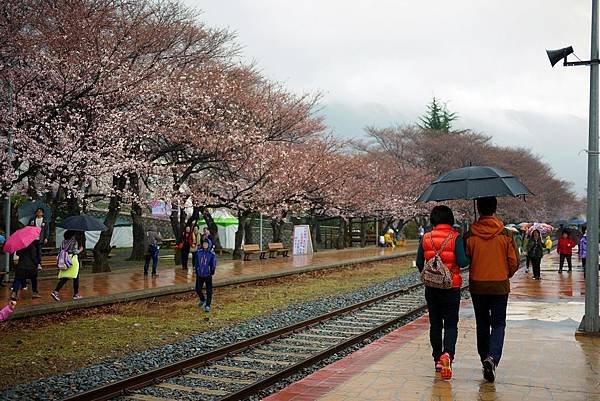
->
[464,197,520,383]
[4,226,43,299]
[527,230,545,280]
[51,230,84,301]
[4,226,42,300]
[28,207,50,270]
[417,165,532,383]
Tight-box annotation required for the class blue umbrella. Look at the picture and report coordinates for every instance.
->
[18,200,52,226]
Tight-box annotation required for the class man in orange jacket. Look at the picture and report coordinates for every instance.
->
[464,197,519,383]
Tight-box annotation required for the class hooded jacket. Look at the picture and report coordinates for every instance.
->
[194,248,217,277]
[465,216,520,295]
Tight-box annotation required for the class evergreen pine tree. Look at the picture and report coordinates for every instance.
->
[418,97,458,132]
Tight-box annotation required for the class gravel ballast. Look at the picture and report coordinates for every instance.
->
[1,271,425,401]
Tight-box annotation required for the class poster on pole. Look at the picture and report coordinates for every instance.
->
[293,225,313,255]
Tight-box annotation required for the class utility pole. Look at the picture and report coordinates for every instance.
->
[580,0,600,334]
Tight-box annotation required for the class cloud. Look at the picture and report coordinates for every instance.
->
[187,0,592,194]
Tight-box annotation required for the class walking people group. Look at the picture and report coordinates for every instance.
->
[417,197,519,383]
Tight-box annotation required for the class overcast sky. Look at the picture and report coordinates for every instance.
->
[187,0,593,195]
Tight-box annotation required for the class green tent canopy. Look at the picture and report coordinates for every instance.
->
[197,210,239,227]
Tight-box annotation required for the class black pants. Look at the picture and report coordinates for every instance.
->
[525,256,531,269]
[195,275,213,307]
[425,286,461,362]
[12,275,38,295]
[55,275,80,295]
[530,257,541,278]
[181,247,190,269]
[472,294,508,365]
[559,254,572,271]
[35,241,42,266]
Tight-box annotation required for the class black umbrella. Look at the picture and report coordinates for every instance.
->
[417,166,533,202]
[57,215,108,231]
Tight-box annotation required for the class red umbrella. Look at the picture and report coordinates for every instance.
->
[3,226,41,253]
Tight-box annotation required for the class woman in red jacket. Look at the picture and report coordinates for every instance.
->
[557,231,576,273]
[416,205,470,380]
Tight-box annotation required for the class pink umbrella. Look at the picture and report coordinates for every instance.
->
[527,223,554,236]
[3,226,41,253]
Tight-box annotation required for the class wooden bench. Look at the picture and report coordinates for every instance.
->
[268,242,289,258]
[162,238,177,248]
[243,244,266,261]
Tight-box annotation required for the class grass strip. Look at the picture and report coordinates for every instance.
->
[0,258,412,389]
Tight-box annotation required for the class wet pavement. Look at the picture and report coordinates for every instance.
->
[266,252,600,401]
[2,243,417,317]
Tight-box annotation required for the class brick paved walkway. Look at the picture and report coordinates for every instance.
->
[266,252,600,401]
[3,244,417,318]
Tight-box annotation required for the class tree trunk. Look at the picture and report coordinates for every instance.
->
[315,219,322,245]
[128,173,145,261]
[244,215,254,244]
[93,175,127,272]
[348,217,353,248]
[336,218,346,249]
[169,207,184,265]
[310,216,319,252]
[201,209,222,250]
[394,219,406,236]
[382,218,394,236]
[233,211,250,259]
[270,216,286,243]
[360,217,367,248]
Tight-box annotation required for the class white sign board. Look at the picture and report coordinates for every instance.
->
[293,225,313,255]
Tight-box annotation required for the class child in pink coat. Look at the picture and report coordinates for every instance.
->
[0,298,16,321]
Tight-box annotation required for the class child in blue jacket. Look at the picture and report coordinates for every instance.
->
[194,240,217,312]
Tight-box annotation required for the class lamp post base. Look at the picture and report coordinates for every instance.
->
[577,315,600,336]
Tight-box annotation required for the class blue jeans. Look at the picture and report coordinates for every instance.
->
[471,294,509,365]
[425,287,461,361]
[144,248,159,275]
[195,275,213,307]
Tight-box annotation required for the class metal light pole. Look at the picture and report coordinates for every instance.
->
[4,77,13,279]
[581,0,600,334]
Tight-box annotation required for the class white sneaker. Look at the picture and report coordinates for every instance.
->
[37,264,43,271]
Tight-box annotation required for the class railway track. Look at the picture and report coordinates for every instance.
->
[64,276,468,401]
